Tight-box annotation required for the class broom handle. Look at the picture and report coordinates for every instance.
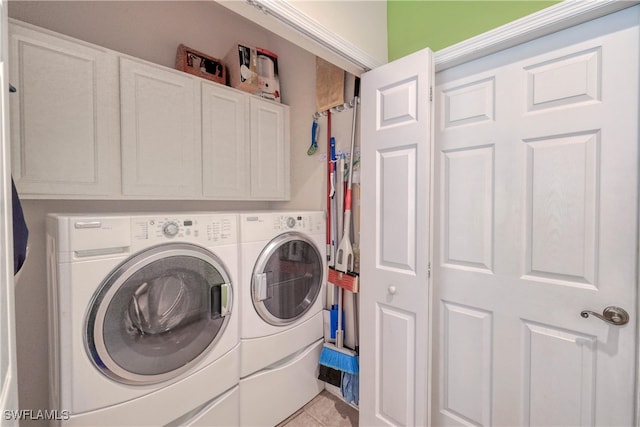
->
[342,84,358,237]
[347,99,357,191]
[336,287,344,349]
[347,78,359,192]
[326,111,332,262]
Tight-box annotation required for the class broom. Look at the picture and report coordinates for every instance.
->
[318,284,359,374]
[319,80,360,375]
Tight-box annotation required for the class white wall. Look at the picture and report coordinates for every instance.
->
[8,1,358,421]
[216,0,387,74]
[288,0,388,63]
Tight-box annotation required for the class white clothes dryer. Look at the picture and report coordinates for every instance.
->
[46,213,240,426]
[237,211,326,426]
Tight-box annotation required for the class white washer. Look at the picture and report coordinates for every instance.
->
[238,211,326,426]
[46,213,240,426]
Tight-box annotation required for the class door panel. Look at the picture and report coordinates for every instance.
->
[523,321,596,426]
[377,305,415,426]
[433,7,639,426]
[378,147,417,271]
[523,132,598,286]
[360,48,433,427]
[441,302,492,426]
[442,145,494,271]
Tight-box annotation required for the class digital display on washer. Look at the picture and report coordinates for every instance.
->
[183,220,193,226]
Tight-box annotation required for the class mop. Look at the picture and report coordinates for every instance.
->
[318,111,345,386]
[319,79,360,376]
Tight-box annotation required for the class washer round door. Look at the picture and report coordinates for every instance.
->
[86,243,233,385]
[252,232,323,325]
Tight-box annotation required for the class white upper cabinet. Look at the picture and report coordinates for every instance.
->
[120,57,201,197]
[8,21,120,196]
[249,97,290,200]
[8,20,290,200]
[201,81,249,198]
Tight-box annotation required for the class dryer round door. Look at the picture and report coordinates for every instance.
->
[251,232,323,325]
[86,243,233,385]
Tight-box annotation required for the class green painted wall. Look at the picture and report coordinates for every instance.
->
[387,1,560,60]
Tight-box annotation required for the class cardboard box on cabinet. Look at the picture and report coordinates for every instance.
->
[224,42,259,94]
[176,44,226,84]
[225,43,281,102]
[255,48,281,102]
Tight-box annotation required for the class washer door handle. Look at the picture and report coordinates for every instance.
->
[220,283,231,317]
[254,273,268,302]
[211,283,231,319]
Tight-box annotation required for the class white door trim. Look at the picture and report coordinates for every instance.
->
[219,0,638,76]
[435,0,640,71]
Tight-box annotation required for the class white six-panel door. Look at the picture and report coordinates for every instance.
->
[433,6,639,426]
[360,48,433,427]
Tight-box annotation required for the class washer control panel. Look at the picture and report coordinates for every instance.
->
[131,214,237,249]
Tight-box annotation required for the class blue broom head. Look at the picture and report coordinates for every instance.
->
[319,344,359,375]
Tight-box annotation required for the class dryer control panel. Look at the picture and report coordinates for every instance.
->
[240,211,325,242]
[276,214,323,234]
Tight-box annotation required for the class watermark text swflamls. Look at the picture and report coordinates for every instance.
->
[4,409,70,421]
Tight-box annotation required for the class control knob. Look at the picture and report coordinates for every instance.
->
[163,221,180,237]
[286,217,296,228]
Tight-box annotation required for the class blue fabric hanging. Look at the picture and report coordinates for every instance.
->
[12,178,28,275]
[341,371,359,406]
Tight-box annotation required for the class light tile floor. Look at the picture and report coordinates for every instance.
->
[277,391,358,427]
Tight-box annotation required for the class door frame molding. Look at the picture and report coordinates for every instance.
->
[220,0,638,76]
[434,0,639,71]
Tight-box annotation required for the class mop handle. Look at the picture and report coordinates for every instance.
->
[344,96,359,210]
[326,112,331,259]
[346,78,360,192]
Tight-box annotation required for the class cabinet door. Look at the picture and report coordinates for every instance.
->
[202,81,249,198]
[9,22,119,196]
[120,57,201,197]
[249,98,289,200]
